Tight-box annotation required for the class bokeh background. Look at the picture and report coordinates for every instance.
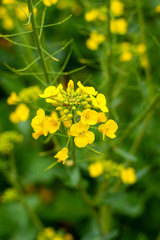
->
[0,0,160,239]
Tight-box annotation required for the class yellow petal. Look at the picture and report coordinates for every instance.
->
[74,134,89,148]
[84,131,95,144]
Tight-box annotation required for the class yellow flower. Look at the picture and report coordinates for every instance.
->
[2,17,14,30]
[137,43,146,54]
[7,92,19,105]
[77,81,97,96]
[88,162,104,177]
[31,108,59,139]
[54,147,69,164]
[91,93,109,112]
[40,84,63,98]
[85,9,98,22]
[43,0,58,7]
[120,168,136,184]
[9,103,30,124]
[110,18,128,35]
[97,112,107,123]
[98,119,118,140]
[155,5,160,13]
[86,31,105,51]
[81,109,98,125]
[111,0,124,16]
[120,51,132,62]
[31,108,48,139]
[70,121,95,148]
[2,0,14,4]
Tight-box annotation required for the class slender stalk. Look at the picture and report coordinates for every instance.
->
[71,137,76,166]
[27,0,50,84]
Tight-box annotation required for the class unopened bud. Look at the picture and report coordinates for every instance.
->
[68,113,73,118]
[76,110,81,116]
[64,109,69,113]
[82,101,88,105]
[56,107,63,111]
[72,106,76,111]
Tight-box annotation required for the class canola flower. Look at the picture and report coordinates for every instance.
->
[111,0,124,16]
[0,131,23,155]
[31,80,118,165]
[86,31,105,51]
[7,86,41,124]
[88,160,136,184]
[43,0,58,7]
[85,7,107,22]
[119,42,133,62]
[110,18,128,35]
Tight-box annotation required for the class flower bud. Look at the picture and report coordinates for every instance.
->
[72,106,76,111]
[56,107,63,111]
[82,101,88,105]
[68,113,73,118]
[64,109,69,113]
[76,110,81,116]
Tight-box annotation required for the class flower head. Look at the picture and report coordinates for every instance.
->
[88,162,104,177]
[98,120,118,140]
[110,18,128,35]
[43,0,58,6]
[111,0,124,16]
[54,147,69,164]
[120,168,136,184]
[7,92,19,105]
[77,81,97,96]
[70,121,95,148]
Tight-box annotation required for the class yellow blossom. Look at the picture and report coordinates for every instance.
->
[91,93,109,112]
[0,7,7,17]
[81,109,98,125]
[40,84,63,103]
[85,9,98,22]
[155,5,160,13]
[54,147,69,164]
[98,119,118,140]
[86,31,105,51]
[111,0,124,16]
[137,43,146,54]
[97,112,107,123]
[120,51,133,62]
[110,18,128,35]
[9,103,30,124]
[7,92,19,105]
[2,17,14,30]
[140,56,149,69]
[2,0,14,4]
[120,167,136,184]
[70,121,95,148]
[43,0,58,7]
[88,162,104,177]
[31,108,59,139]
[77,81,97,96]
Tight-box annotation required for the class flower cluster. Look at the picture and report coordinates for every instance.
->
[7,86,41,124]
[31,80,118,165]
[37,227,74,240]
[88,160,136,184]
[0,131,23,155]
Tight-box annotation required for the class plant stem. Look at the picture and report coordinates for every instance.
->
[27,0,50,84]
[71,137,76,166]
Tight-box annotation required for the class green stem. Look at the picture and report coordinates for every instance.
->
[71,137,76,166]
[27,0,50,84]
